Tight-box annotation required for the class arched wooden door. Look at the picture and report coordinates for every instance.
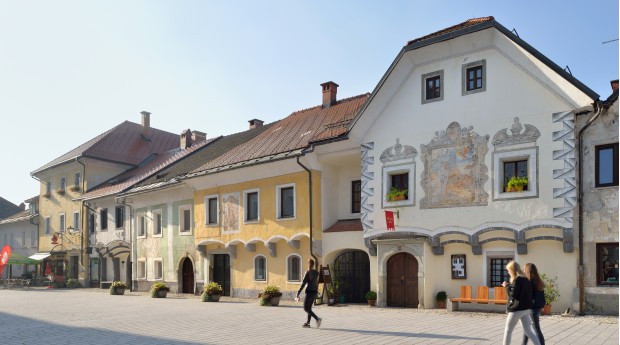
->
[386,252,418,307]
[181,257,194,294]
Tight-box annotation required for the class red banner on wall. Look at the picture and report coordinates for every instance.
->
[385,211,395,231]
[0,245,12,276]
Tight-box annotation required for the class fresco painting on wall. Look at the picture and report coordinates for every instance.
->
[421,122,489,209]
[222,193,240,233]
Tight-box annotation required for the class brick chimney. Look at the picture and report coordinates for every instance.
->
[191,130,206,142]
[321,81,339,108]
[141,111,151,139]
[611,79,619,92]
[180,129,192,149]
[249,119,264,129]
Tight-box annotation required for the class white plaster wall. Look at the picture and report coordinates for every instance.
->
[0,219,38,279]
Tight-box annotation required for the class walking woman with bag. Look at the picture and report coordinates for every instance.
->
[501,261,541,345]
[523,263,546,345]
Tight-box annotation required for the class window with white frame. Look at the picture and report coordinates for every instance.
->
[205,195,219,225]
[277,184,295,219]
[21,231,25,248]
[153,211,162,236]
[137,213,146,237]
[46,181,52,196]
[382,164,414,208]
[100,208,108,231]
[462,59,486,96]
[137,260,146,279]
[254,255,267,281]
[45,217,51,235]
[59,214,65,233]
[74,172,81,190]
[154,260,163,279]
[421,70,444,104]
[244,189,259,222]
[59,177,66,192]
[488,256,513,287]
[73,212,80,231]
[493,147,538,200]
[88,212,95,234]
[179,206,192,233]
[31,231,36,247]
[287,254,302,282]
[115,206,125,229]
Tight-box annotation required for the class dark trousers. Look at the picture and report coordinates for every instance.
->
[304,292,319,324]
[523,308,545,345]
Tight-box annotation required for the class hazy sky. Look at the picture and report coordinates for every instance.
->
[0,1,617,206]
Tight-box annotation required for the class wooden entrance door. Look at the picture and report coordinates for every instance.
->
[213,254,230,296]
[181,257,194,294]
[387,252,418,307]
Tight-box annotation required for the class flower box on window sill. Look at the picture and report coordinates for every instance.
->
[386,187,408,202]
[56,189,65,195]
[43,193,51,199]
[70,185,80,192]
[505,186,524,193]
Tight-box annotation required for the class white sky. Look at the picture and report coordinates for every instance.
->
[0,0,618,206]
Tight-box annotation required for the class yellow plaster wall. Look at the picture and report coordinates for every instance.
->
[194,171,322,244]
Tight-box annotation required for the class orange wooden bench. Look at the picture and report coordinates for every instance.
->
[449,285,472,303]
[492,286,507,305]
[471,286,490,303]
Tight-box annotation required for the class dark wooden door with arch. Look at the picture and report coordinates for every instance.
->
[387,252,418,307]
[181,257,194,294]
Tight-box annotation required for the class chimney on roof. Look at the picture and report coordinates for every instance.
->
[249,119,264,129]
[321,81,339,108]
[611,79,619,92]
[19,203,25,211]
[141,111,151,139]
[180,129,192,149]
[191,130,206,142]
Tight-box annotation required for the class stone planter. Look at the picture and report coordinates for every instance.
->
[156,290,168,298]
[270,296,281,306]
[111,287,125,295]
[367,299,376,306]
[207,294,220,302]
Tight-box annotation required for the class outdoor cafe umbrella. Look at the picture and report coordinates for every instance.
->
[44,262,52,275]
[6,253,40,265]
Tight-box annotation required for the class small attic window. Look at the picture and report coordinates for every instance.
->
[156,173,169,180]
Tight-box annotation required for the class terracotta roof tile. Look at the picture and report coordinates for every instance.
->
[32,121,180,175]
[81,138,215,200]
[407,16,494,46]
[192,93,369,173]
[324,219,363,233]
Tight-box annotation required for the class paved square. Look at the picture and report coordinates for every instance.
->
[0,288,617,344]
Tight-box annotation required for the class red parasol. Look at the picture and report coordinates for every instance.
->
[0,245,11,276]
[44,262,52,275]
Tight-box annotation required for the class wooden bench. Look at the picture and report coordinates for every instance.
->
[448,286,507,312]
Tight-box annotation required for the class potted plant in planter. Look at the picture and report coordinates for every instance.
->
[365,290,377,306]
[541,273,560,315]
[201,282,223,302]
[150,281,170,298]
[109,281,127,295]
[327,285,338,305]
[436,290,447,309]
[386,187,408,202]
[56,188,66,195]
[505,176,528,192]
[258,285,283,306]
[69,185,80,192]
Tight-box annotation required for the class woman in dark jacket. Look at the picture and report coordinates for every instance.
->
[501,261,541,345]
[523,263,546,345]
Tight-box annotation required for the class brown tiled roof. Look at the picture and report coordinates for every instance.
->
[32,121,180,175]
[81,138,215,200]
[0,197,20,220]
[192,93,369,173]
[0,209,30,224]
[407,17,494,46]
[324,219,363,233]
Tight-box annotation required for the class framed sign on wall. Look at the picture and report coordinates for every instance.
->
[451,254,466,279]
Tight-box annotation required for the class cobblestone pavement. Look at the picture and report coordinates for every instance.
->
[0,288,617,345]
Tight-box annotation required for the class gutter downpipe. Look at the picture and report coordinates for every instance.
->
[296,146,318,265]
[115,196,133,292]
[575,100,602,316]
[76,158,87,269]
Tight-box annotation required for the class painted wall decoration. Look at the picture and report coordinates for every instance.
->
[420,122,489,208]
[222,192,240,233]
[492,117,541,147]
[451,254,466,279]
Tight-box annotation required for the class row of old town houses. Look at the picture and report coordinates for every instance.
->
[1,17,617,315]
